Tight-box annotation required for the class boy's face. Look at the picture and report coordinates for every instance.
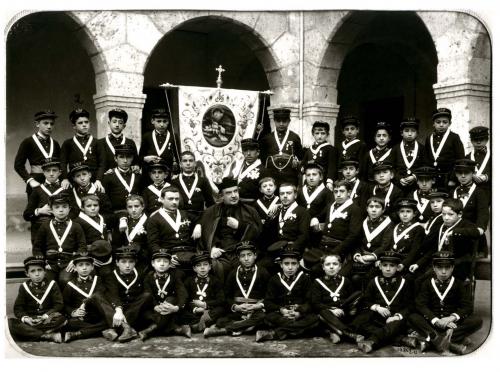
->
[152,257,171,273]
[82,199,100,217]
[51,202,70,220]
[322,256,341,277]
[417,176,434,192]
[333,186,349,204]
[75,261,94,277]
[374,129,390,147]
[433,262,454,281]
[115,154,134,169]
[305,168,322,187]
[126,199,144,219]
[401,127,418,142]
[238,249,257,269]
[471,138,488,149]
[274,118,290,133]
[108,117,126,134]
[243,149,259,164]
[398,207,415,224]
[73,170,92,187]
[442,206,461,226]
[222,186,239,205]
[151,117,169,134]
[43,166,61,183]
[343,125,359,141]
[193,261,211,277]
[180,155,195,173]
[74,116,90,136]
[312,128,328,144]
[367,201,384,219]
[36,118,55,137]
[149,169,167,184]
[455,170,473,185]
[116,258,136,274]
[342,165,358,181]
[433,117,451,133]
[374,169,393,186]
[162,191,180,211]
[380,261,398,278]
[279,185,296,206]
[430,198,445,214]
[260,180,276,196]
[280,257,300,277]
[26,265,45,283]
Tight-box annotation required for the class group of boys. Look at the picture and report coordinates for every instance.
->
[9,105,488,355]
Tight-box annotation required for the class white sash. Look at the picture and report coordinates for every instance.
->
[23,280,56,307]
[430,128,451,164]
[393,222,421,248]
[126,214,148,242]
[113,268,139,294]
[278,271,304,292]
[179,173,198,204]
[349,179,360,199]
[105,135,125,155]
[400,141,419,171]
[238,159,261,182]
[196,280,209,300]
[341,139,360,155]
[156,275,171,297]
[431,277,455,304]
[369,147,392,164]
[114,168,135,194]
[302,183,325,209]
[236,266,258,299]
[424,214,442,235]
[148,184,169,203]
[32,134,54,159]
[49,220,73,252]
[374,276,406,308]
[153,131,170,156]
[67,276,98,299]
[373,183,394,208]
[73,135,93,161]
[279,202,298,229]
[437,218,462,251]
[363,217,392,248]
[310,142,329,159]
[158,209,181,235]
[453,184,477,208]
[470,148,490,176]
[274,129,290,155]
[413,190,430,217]
[315,277,345,302]
[40,184,64,197]
[78,212,105,235]
[328,199,353,228]
[257,196,279,217]
[72,184,97,209]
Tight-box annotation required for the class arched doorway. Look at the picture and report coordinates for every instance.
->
[324,11,438,146]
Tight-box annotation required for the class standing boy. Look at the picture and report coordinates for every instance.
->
[466,126,491,203]
[371,161,404,221]
[335,115,367,179]
[142,160,171,216]
[361,122,394,182]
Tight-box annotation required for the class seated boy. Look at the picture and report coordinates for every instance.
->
[62,251,108,342]
[256,246,318,342]
[8,256,66,343]
[297,161,333,219]
[408,251,483,354]
[75,195,111,250]
[142,160,171,216]
[351,251,414,353]
[140,249,191,341]
[371,161,404,222]
[252,173,280,255]
[204,241,270,338]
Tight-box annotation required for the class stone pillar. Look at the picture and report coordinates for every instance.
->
[302,102,340,147]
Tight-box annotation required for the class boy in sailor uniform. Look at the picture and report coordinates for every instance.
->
[334,115,368,180]
[410,166,437,223]
[371,160,404,222]
[360,122,395,183]
[62,252,108,342]
[8,256,66,343]
[339,158,370,211]
[408,251,483,354]
[352,251,414,353]
[466,126,491,203]
[253,173,280,250]
[141,160,171,216]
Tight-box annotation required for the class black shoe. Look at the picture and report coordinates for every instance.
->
[102,328,119,341]
[357,339,375,353]
[40,332,62,343]
[329,331,341,344]
[449,342,467,355]
[138,324,158,341]
[203,325,227,338]
[343,331,365,343]
[399,336,419,349]
[255,330,275,342]
[118,323,138,343]
[64,331,82,343]
[174,325,192,339]
[431,328,453,352]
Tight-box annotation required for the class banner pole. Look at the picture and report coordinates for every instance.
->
[163,87,181,168]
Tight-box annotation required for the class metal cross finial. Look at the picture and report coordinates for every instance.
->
[215,65,226,88]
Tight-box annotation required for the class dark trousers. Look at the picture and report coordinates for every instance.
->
[143,310,180,335]
[265,312,319,340]
[93,292,153,329]
[8,313,66,340]
[216,310,266,332]
[46,266,75,288]
[408,313,483,343]
[351,310,407,348]
[319,309,355,334]
[211,254,239,283]
[179,306,225,327]
[65,298,108,338]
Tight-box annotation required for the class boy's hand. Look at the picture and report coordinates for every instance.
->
[268,204,279,218]
[112,308,125,327]
[330,308,344,317]
[435,318,450,329]
[144,155,160,163]
[226,217,239,230]
[310,218,320,231]
[192,300,206,308]
[65,260,75,273]
[131,165,141,174]
[72,308,86,318]
[210,247,225,259]
[386,315,400,323]
[119,218,127,232]
[28,179,41,189]
[192,224,202,239]
[409,264,419,273]
[375,306,391,318]
[38,204,53,216]
[170,255,180,267]
[472,174,487,183]
[326,181,334,191]
[61,179,72,189]
[23,316,37,326]
[94,180,105,193]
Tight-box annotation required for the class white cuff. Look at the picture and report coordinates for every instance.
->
[431,317,439,325]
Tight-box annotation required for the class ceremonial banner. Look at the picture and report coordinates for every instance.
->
[177,86,260,189]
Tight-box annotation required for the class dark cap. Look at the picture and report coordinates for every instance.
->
[303,160,324,174]
[395,198,418,211]
[24,255,46,269]
[273,108,291,121]
[241,138,260,151]
[49,192,70,206]
[69,162,91,176]
[88,240,112,259]
[108,108,128,123]
[114,143,135,155]
[69,108,90,123]
[432,251,455,264]
[469,126,489,141]
[312,121,330,132]
[148,159,169,171]
[400,117,420,130]
[375,121,391,133]
[41,157,61,170]
[340,158,359,169]
[34,110,57,121]
[115,246,137,260]
[379,251,402,263]
[279,243,301,259]
[432,108,452,121]
[258,168,276,185]
[413,166,436,178]
[151,108,170,119]
[235,241,257,254]
[340,115,360,128]
[454,159,476,172]
[428,189,448,200]
[372,160,393,172]
[152,248,172,260]
[191,252,211,266]
[218,177,238,192]
[73,251,94,265]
